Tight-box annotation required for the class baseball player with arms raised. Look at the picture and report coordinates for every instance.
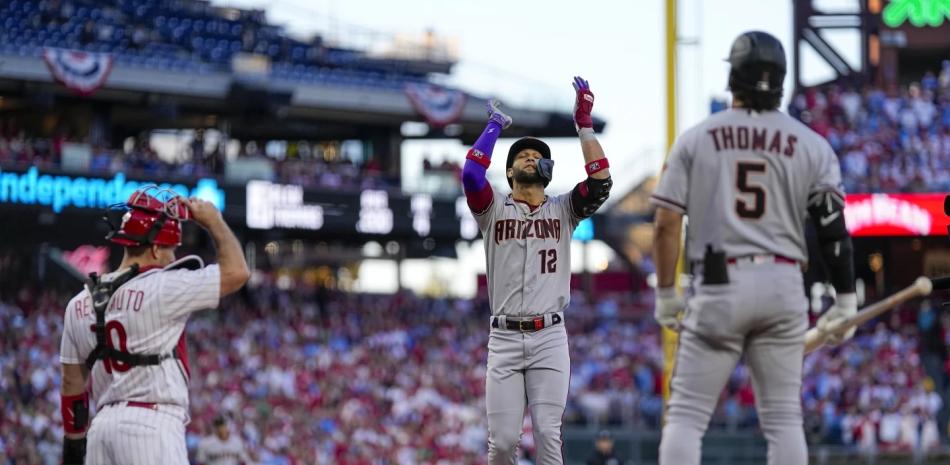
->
[651,31,856,465]
[462,76,612,465]
[59,187,250,465]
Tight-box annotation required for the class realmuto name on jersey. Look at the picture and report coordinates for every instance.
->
[707,125,798,157]
[494,218,562,244]
[73,288,146,319]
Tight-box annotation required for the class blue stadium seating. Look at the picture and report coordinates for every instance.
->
[0,0,432,89]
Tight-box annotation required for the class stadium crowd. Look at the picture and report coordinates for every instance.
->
[0,122,392,192]
[789,62,950,194]
[1,267,946,464]
[802,318,944,452]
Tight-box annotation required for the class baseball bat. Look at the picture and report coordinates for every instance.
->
[804,276,934,354]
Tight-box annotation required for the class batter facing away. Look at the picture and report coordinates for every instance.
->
[461,77,612,465]
[59,187,250,465]
[651,31,857,465]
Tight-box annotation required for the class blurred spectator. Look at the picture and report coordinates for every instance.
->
[192,129,206,165]
[586,430,623,465]
[195,415,253,465]
[131,25,150,50]
[80,20,97,46]
[918,299,949,436]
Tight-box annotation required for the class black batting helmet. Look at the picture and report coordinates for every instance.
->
[506,137,552,188]
[727,31,786,99]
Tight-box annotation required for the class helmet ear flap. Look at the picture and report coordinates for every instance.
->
[538,158,554,186]
[103,204,132,239]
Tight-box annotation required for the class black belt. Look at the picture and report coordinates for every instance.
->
[492,313,563,332]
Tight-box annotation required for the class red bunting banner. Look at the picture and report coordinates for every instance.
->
[42,47,114,96]
[404,83,467,128]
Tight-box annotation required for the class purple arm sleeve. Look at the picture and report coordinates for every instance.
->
[462,160,494,213]
[462,160,489,192]
[461,119,503,213]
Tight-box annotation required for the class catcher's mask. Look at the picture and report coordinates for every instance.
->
[104,186,190,247]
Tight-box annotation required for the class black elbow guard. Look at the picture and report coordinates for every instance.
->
[808,191,855,293]
[571,176,612,218]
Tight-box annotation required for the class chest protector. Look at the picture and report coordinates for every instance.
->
[83,256,204,371]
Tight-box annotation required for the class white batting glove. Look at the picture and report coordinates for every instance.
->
[816,293,857,345]
[654,287,685,331]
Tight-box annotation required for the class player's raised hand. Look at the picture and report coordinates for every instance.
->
[572,76,594,132]
[186,198,224,229]
[486,99,513,130]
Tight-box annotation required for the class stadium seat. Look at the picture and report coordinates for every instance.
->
[0,0,449,89]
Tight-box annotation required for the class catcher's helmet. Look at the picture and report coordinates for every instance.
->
[506,137,552,188]
[727,31,786,98]
[104,186,189,247]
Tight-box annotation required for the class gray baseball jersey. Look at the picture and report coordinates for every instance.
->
[474,191,580,316]
[652,108,841,465]
[651,108,842,264]
[472,189,582,465]
[196,433,251,465]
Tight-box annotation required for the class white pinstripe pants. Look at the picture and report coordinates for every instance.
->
[86,404,188,465]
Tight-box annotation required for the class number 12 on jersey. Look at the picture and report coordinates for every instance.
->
[539,249,557,274]
[735,161,767,219]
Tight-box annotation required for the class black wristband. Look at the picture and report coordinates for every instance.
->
[63,437,87,465]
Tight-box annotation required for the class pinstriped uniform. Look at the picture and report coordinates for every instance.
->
[60,263,221,465]
[85,403,189,464]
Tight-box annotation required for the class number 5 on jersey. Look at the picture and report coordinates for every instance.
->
[736,161,767,219]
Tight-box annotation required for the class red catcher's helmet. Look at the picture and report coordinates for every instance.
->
[104,186,190,247]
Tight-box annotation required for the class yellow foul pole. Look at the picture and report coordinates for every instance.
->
[661,0,681,405]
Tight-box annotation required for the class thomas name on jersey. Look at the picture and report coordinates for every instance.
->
[493,218,563,244]
[706,125,798,157]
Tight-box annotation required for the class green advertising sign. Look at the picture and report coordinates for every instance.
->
[882,0,950,27]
